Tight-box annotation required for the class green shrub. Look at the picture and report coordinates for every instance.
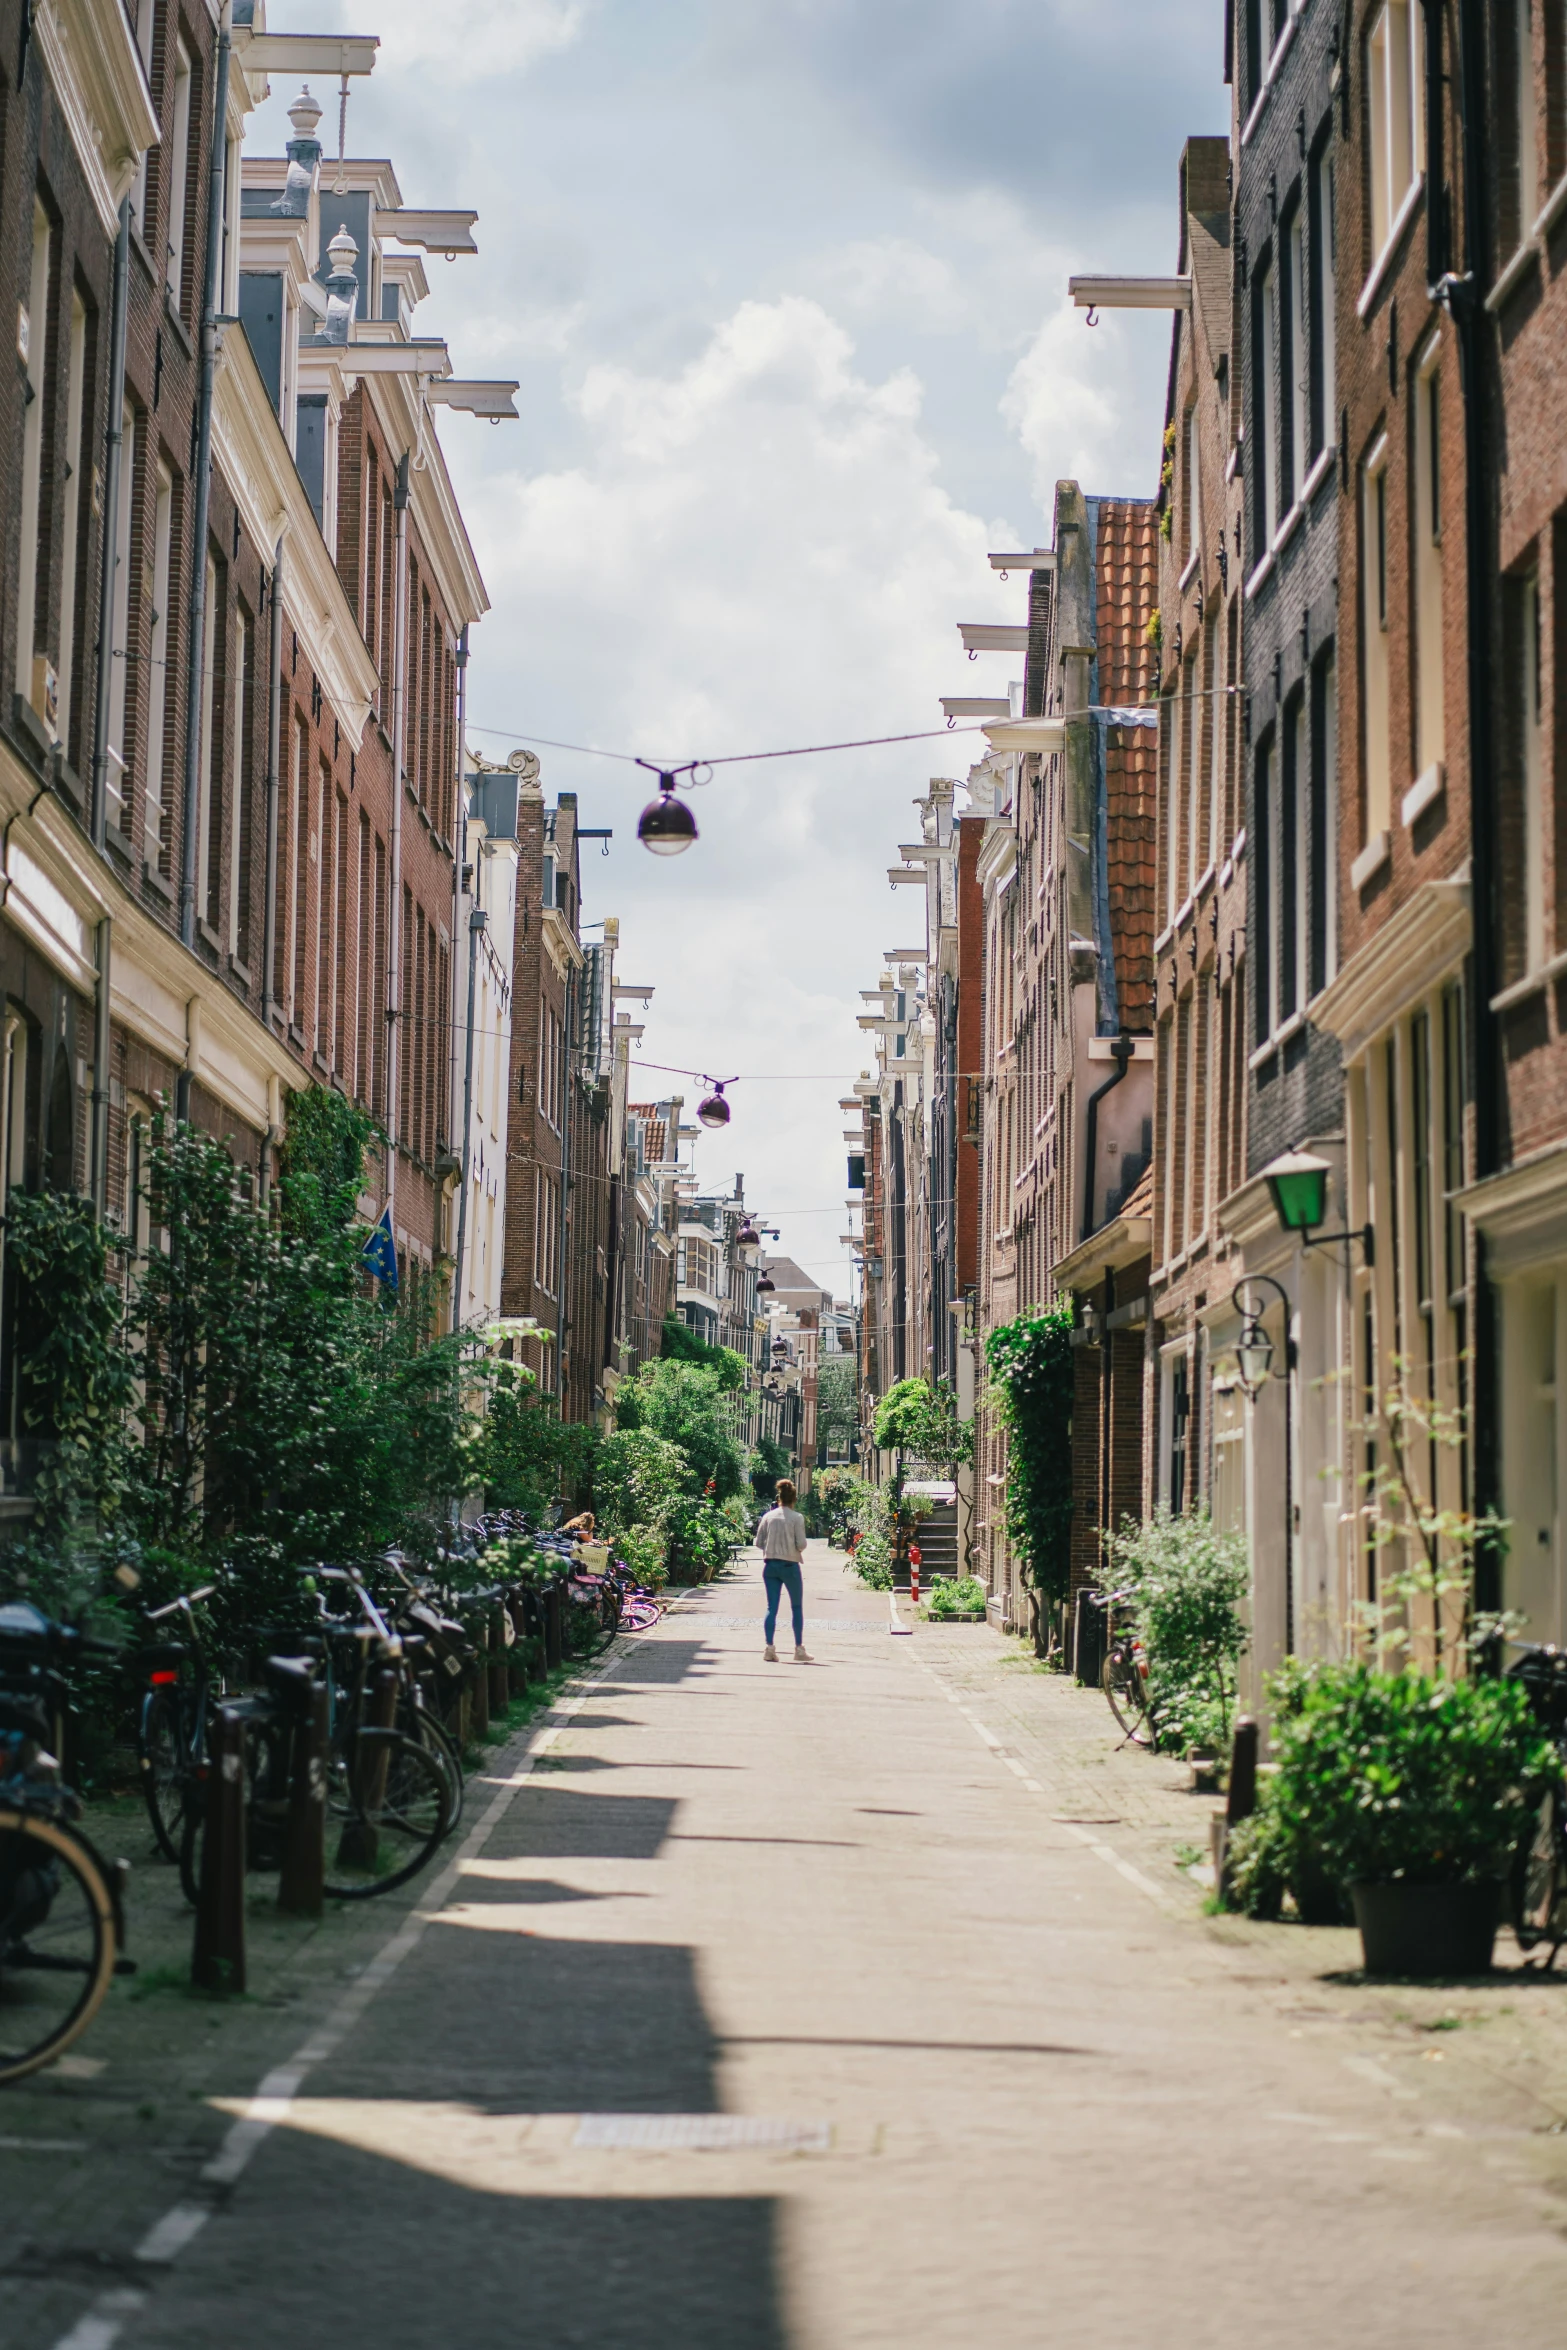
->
[1104,1506,1248,1756]
[922,1573,987,1621]
[847,1481,930,1589]
[1227,1662,1559,1910]
[805,1466,863,1543]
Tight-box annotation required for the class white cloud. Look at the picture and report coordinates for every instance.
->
[1001,297,1169,508]
[368,0,588,84]
[450,295,1019,1277]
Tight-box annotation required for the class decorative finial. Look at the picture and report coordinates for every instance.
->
[288,85,323,139]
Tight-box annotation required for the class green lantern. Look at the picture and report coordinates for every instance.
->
[1262,1150,1331,1235]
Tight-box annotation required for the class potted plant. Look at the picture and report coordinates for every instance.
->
[1233,1662,1558,1971]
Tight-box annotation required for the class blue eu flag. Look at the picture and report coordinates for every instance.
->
[362,1206,399,1290]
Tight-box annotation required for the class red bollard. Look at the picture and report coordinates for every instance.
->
[192,1706,247,1994]
[909,1543,921,1609]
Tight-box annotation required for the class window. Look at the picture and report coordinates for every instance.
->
[1507,0,1540,251]
[15,201,52,709]
[196,557,219,931]
[289,715,309,1022]
[1309,648,1338,995]
[130,2,156,235]
[1521,569,1545,970]
[228,610,249,962]
[1254,732,1274,1043]
[1185,650,1201,894]
[1283,203,1306,510]
[55,292,88,766]
[166,39,193,308]
[1184,403,1199,560]
[144,462,173,865]
[1308,140,1336,459]
[1361,440,1392,847]
[1279,691,1306,1023]
[1413,347,1444,783]
[1256,258,1280,546]
[1365,0,1423,264]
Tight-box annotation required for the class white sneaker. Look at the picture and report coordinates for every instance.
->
[764,1643,778,1662]
[794,1645,813,1663]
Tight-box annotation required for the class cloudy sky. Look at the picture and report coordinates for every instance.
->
[249,1,1227,1291]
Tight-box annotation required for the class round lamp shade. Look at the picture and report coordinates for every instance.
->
[698,1088,730,1129]
[755,1270,776,1295]
[637,791,698,856]
[1262,1150,1331,1235]
[735,1219,760,1249]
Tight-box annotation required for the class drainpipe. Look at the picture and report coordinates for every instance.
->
[89,199,130,852]
[178,0,232,951]
[90,917,111,1216]
[451,903,485,1330]
[447,623,470,1323]
[261,536,284,1030]
[385,452,411,1222]
[554,961,575,1408]
[1438,0,1500,1607]
[1081,1033,1134,1243]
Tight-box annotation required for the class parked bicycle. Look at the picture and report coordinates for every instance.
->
[136,1584,218,1862]
[1097,1590,1154,1748]
[0,1601,133,2086]
[1508,1640,1567,1962]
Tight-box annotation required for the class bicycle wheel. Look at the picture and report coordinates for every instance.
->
[139,1687,189,1863]
[405,1702,465,1834]
[1513,1788,1566,1951]
[562,1594,614,1661]
[0,1809,117,2086]
[620,1600,660,1633]
[1102,1648,1153,1747]
[324,1732,450,1899]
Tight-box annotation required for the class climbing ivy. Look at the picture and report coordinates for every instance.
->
[985,1305,1074,1606]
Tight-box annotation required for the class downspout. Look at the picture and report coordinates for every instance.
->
[554,962,574,1408]
[451,904,485,1329]
[89,199,130,853]
[261,535,284,1031]
[385,452,411,1222]
[178,0,232,957]
[1438,0,1500,1606]
[1081,1033,1134,1243]
[447,623,470,1325]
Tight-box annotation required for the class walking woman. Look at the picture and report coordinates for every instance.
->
[757,1479,811,1662]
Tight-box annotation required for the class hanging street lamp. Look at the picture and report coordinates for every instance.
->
[756,1266,777,1296]
[697,1080,733,1128]
[635,758,709,856]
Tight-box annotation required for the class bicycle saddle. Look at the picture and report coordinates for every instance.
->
[263,1654,319,1692]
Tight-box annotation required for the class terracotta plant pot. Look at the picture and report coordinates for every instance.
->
[1350,1878,1502,1976]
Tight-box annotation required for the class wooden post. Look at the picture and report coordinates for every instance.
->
[277,1678,327,1917]
[507,1594,531,1695]
[470,1619,491,1738]
[545,1580,563,1670]
[192,1705,246,1993]
[336,1669,398,1875]
[488,1604,510,1716]
[1226,1717,1259,1826]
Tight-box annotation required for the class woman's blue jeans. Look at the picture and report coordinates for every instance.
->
[763,1561,804,1647]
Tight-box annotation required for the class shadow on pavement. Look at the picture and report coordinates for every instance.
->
[481,1786,679,1860]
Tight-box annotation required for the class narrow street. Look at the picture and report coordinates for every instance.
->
[26,1545,1566,2350]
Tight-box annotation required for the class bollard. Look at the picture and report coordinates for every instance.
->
[489,1605,511,1716]
[909,1545,921,1610]
[545,1580,563,1671]
[507,1594,531,1695]
[277,1677,327,1917]
[192,1705,247,1994]
[1226,1717,1259,1826]
[470,1622,492,1738]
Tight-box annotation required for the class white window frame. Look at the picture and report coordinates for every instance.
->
[166,39,193,308]
[228,608,247,959]
[1412,340,1444,787]
[107,406,137,830]
[55,291,88,767]
[1365,0,1424,271]
[1522,570,1545,972]
[196,556,218,932]
[1361,437,1392,851]
[1259,258,1281,545]
[16,201,52,706]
